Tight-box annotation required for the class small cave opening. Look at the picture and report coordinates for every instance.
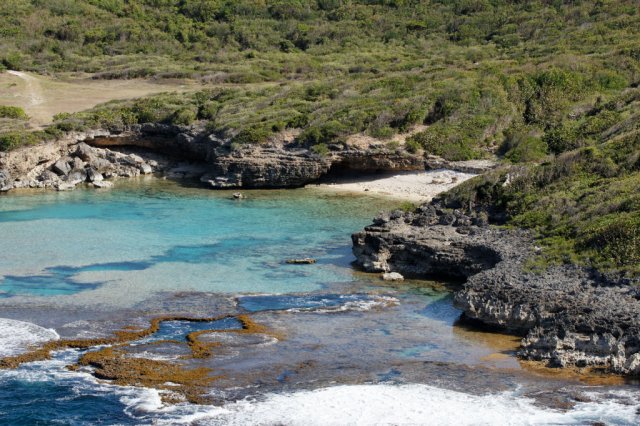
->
[319,160,401,184]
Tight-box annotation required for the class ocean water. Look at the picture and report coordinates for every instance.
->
[0,179,638,425]
[0,180,394,307]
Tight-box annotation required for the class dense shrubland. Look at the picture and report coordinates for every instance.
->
[440,88,640,275]
[1,0,639,158]
[1,1,640,274]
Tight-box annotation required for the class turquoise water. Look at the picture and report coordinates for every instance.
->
[0,181,397,306]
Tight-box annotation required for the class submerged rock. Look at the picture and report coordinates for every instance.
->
[93,181,113,189]
[286,258,317,265]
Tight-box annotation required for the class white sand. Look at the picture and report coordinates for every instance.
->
[308,170,477,202]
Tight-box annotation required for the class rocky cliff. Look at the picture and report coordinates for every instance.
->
[0,124,425,192]
[352,204,640,376]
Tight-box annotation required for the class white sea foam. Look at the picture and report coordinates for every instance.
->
[3,349,639,426]
[286,296,399,313]
[189,384,640,426]
[0,318,59,357]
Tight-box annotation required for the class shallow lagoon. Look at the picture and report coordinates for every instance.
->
[0,179,639,425]
[0,179,401,306]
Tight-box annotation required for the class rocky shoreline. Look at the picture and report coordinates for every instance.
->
[352,203,640,376]
[5,124,638,378]
[0,124,434,193]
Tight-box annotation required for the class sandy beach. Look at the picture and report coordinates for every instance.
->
[307,170,477,203]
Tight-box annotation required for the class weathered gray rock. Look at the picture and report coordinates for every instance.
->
[74,142,95,161]
[205,146,332,188]
[0,169,12,192]
[353,203,640,376]
[56,182,77,191]
[139,163,153,174]
[92,180,113,189]
[1,122,431,193]
[66,170,87,185]
[71,156,85,171]
[52,158,72,176]
[89,157,114,173]
[87,168,103,183]
[352,208,503,279]
[425,155,497,174]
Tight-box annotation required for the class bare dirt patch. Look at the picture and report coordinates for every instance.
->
[0,71,202,129]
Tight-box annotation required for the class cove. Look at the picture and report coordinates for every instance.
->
[0,180,401,307]
[0,180,639,425]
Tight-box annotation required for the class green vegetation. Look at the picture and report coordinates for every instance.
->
[441,88,640,275]
[1,0,639,158]
[0,106,30,137]
[0,106,28,120]
[1,1,640,276]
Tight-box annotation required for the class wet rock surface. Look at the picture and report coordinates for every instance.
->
[352,202,640,376]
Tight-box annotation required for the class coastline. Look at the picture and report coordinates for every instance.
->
[3,131,639,381]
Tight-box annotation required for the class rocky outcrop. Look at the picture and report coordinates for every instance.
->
[1,124,427,192]
[424,155,497,174]
[352,204,640,376]
[352,205,507,279]
[0,130,165,192]
[200,145,332,188]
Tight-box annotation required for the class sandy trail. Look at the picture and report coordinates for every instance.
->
[7,71,45,106]
[308,170,477,203]
[0,71,202,129]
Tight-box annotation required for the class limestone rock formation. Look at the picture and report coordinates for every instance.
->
[1,124,427,193]
[352,203,640,375]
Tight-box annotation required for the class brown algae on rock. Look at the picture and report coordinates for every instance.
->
[0,313,279,403]
[77,346,218,404]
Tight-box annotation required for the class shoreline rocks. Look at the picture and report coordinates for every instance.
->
[352,203,640,376]
[1,124,428,193]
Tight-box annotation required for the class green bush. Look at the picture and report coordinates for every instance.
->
[170,107,198,126]
[310,142,330,156]
[405,138,421,154]
[504,136,548,163]
[0,106,28,120]
[232,126,270,144]
[579,214,640,267]
[0,131,38,151]
[501,129,548,163]
[543,122,582,155]
[408,125,480,161]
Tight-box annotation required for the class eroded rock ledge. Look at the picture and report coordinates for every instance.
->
[352,204,640,376]
[0,124,428,192]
